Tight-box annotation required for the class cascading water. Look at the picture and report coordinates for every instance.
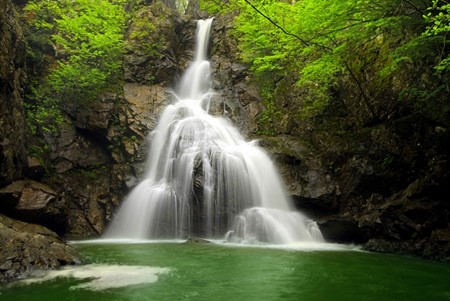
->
[104,19,324,244]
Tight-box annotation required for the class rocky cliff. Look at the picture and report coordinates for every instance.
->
[250,40,450,259]
[0,0,27,187]
[0,0,80,282]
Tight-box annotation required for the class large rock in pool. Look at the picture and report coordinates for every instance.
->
[0,214,80,282]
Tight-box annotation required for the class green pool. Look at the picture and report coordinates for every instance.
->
[1,241,449,301]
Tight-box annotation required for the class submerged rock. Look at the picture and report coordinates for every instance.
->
[0,214,80,282]
[184,237,212,244]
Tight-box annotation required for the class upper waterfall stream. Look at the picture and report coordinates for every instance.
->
[104,18,323,244]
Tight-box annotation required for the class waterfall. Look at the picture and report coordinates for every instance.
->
[103,19,324,244]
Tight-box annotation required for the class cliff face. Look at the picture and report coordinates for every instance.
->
[250,40,450,259]
[0,0,27,187]
[0,0,80,282]
[262,119,450,259]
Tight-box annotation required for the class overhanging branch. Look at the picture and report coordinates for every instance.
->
[243,0,308,46]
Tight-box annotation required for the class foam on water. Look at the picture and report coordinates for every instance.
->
[70,239,361,253]
[71,238,185,244]
[20,264,170,291]
[219,241,363,252]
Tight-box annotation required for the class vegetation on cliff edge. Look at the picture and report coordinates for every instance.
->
[201,0,450,132]
[24,0,128,135]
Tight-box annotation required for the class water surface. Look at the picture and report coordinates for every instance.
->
[1,241,449,301]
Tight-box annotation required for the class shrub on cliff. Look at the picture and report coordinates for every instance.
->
[24,0,128,134]
[201,0,449,128]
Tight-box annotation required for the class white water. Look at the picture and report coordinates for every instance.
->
[103,19,323,244]
[20,265,170,291]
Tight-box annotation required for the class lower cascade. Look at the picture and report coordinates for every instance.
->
[103,18,324,244]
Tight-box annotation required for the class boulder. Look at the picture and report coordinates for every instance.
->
[424,227,450,261]
[69,93,116,135]
[0,214,80,282]
[184,237,212,244]
[51,169,116,239]
[0,180,66,234]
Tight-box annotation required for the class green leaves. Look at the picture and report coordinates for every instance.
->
[25,0,126,101]
[49,0,126,99]
[24,0,127,134]
[202,0,443,122]
[423,0,450,72]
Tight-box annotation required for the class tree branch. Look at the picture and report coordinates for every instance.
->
[242,0,329,50]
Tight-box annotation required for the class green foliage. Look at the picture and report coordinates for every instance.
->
[24,0,127,134]
[127,14,164,58]
[423,0,450,73]
[24,76,65,135]
[200,0,231,14]
[297,53,341,117]
[202,0,447,122]
[401,85,450,126]
[256,85,283,136]
[25,97,64,135]
[27,141,49,163]
[382,154,395,167]
[30,0,126,102]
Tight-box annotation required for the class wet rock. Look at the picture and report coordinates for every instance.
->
[121,83,169,142]
[123,2,189,85]
[0,0,27,187]
[364,239,423,255]
[50,169,115,239]
[261,136,339,205]
[209,14,262,134]
[317,219,367,244]
[26,156,45,180]
[317,159,449,258]
[424,227,450,261]
[0,181,23,211]
[46,115,110,174]
[0,214,80,282]
[68,93,116,135]
[0,180,66,234]
[184,237,212,244]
